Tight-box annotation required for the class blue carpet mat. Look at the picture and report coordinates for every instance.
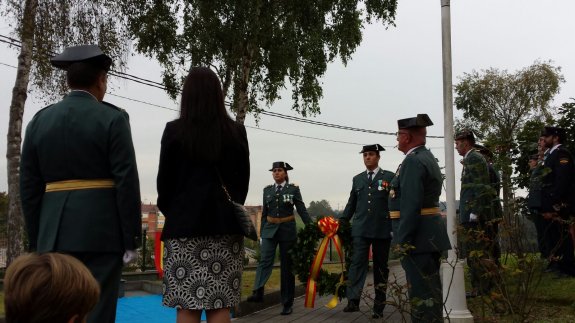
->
[116,295,207,322]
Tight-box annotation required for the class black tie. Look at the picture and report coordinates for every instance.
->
[368,171,374,182]
[276,185,282,193]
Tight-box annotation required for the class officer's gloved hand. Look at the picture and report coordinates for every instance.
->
[259,238,263,246]
[469,213,478,222]
[123,250,138,265]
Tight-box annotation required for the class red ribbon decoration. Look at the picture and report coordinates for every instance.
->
[154,231,164,278]
[304,216,345,308]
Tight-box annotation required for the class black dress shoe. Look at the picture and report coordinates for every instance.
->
[280,305,293,315]
[343,300,359,312]
[372,303,384,318]
[247,288,264,302]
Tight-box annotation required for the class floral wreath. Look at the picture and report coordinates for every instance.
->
[290,216,353,304]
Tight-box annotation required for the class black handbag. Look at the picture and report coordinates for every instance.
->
[216,170,258,241]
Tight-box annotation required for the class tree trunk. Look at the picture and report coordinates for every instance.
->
[499,147,517,254]
[235,49,253,124]
[221,66,232,99]
[6,0,37,266]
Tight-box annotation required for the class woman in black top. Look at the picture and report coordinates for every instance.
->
[157,67,250,323]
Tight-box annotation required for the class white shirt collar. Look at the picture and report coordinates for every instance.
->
[405,145,423,156]
[550,144,562,154]
[464,148,475,159]
[366,167,380,175]
[275,181,286,189]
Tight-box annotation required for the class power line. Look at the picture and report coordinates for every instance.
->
[0,59,445,149]
[107,93,178,112]
[0,61,17,69]
[0,34,445,139]
[245,125,374,146]
[0,34,171,91]
[259,110,444,139]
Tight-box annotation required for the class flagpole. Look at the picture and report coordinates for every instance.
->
[440,0,474,321]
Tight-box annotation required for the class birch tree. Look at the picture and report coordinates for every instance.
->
[121,0,398,123]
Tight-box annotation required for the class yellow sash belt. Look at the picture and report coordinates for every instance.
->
[45,179,115,192]
[266,215,295,224]
[389,207,441,219]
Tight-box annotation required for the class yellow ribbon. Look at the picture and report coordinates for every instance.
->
[304,216,345,308]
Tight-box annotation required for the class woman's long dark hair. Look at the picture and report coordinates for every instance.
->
[178,67,235,162]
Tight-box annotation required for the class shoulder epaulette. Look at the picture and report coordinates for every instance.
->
[265,184,274,188]
[32,104,54,118]
[382,170,394,176]
[101,101,124,112]
[289,183,298,187]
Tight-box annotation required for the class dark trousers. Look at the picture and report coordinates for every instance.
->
[460,222,497,293]
[253,238,295,306]
[68,252,123,323]
[401,252,443,323]
[531,210,550,258]
[544,218,575,276]
[346,237,391,311]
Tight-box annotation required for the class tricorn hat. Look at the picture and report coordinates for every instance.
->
[269,161,293,171]
[397,114,434,129]
[540,126,565,139]
[51,45,112,71]
[359,144,385,153]
[454,129,476,143]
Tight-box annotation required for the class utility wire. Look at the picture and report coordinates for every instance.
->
[0,34,170,91]
[1,34,445,139]
[1,59,445,149]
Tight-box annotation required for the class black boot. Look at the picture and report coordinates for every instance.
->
[247,287,264,302]
[343,299,359,312]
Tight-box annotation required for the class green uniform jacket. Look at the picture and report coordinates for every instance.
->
[340,169,393,239]
[260,183,312,241]
[20,91,141,253]
[389,146,451,254]
[527,162,544,210]
[459,149,492,223]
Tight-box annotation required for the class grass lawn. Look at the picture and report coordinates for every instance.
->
[465,256,575,322]
[241,267,281,298]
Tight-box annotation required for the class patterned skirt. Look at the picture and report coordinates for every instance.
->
[162,235,245,310]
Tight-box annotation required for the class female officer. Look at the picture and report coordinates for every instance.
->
[247,161,312,315]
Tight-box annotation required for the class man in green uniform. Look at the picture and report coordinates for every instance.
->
[247,162,312,315]
[527,150,548,260]
[339,144,394,318]
[389,114,451,323]
[455,130,496,297]
[475,144,502,265]
[20,45,141,323]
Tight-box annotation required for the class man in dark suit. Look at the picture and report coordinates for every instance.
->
[339,144,394,318]
[20,45,141,323]
[455,130,496,297]
[247,162,312,315]
[540,126,575,277]
[389,114,451,323]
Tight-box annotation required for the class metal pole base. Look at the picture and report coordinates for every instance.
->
[442,259,474,322]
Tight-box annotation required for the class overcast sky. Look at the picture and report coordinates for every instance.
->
[1,0,574,210]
